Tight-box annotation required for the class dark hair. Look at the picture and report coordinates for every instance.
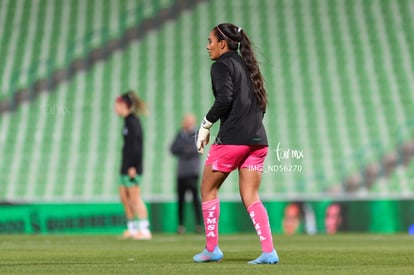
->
[118,91,148,116]
[214,23,268,112]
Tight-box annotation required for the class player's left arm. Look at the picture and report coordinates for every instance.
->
[197,62,233,154]
[205,62,234,123]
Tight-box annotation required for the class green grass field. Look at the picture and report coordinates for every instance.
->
[0,234,413,274]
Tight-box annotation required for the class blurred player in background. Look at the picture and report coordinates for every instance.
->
[193,23,279,264]
[114,91,151,240]
[170,114,203,234]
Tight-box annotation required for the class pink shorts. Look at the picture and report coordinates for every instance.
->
[205,144,268,173]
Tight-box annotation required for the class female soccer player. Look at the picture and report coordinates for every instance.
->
[114,91,151,240]
[194,23,279,264]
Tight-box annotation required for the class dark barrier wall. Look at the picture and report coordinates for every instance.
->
[0,200,413,234]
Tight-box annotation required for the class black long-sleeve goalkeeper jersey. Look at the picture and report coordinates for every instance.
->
[120,113,143,175]
[205,51,268,145]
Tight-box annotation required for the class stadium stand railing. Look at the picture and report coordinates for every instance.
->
[2,0,175,111]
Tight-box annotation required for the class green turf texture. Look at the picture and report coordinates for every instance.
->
[0,234,413,274]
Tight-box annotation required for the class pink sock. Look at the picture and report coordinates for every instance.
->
[202,198,220,252]
[248,201,274,253]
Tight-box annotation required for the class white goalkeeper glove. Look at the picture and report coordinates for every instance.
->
[196,117,213,154]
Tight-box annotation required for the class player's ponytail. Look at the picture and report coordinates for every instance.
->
[120,91,148,116]
[214,23,268,112]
